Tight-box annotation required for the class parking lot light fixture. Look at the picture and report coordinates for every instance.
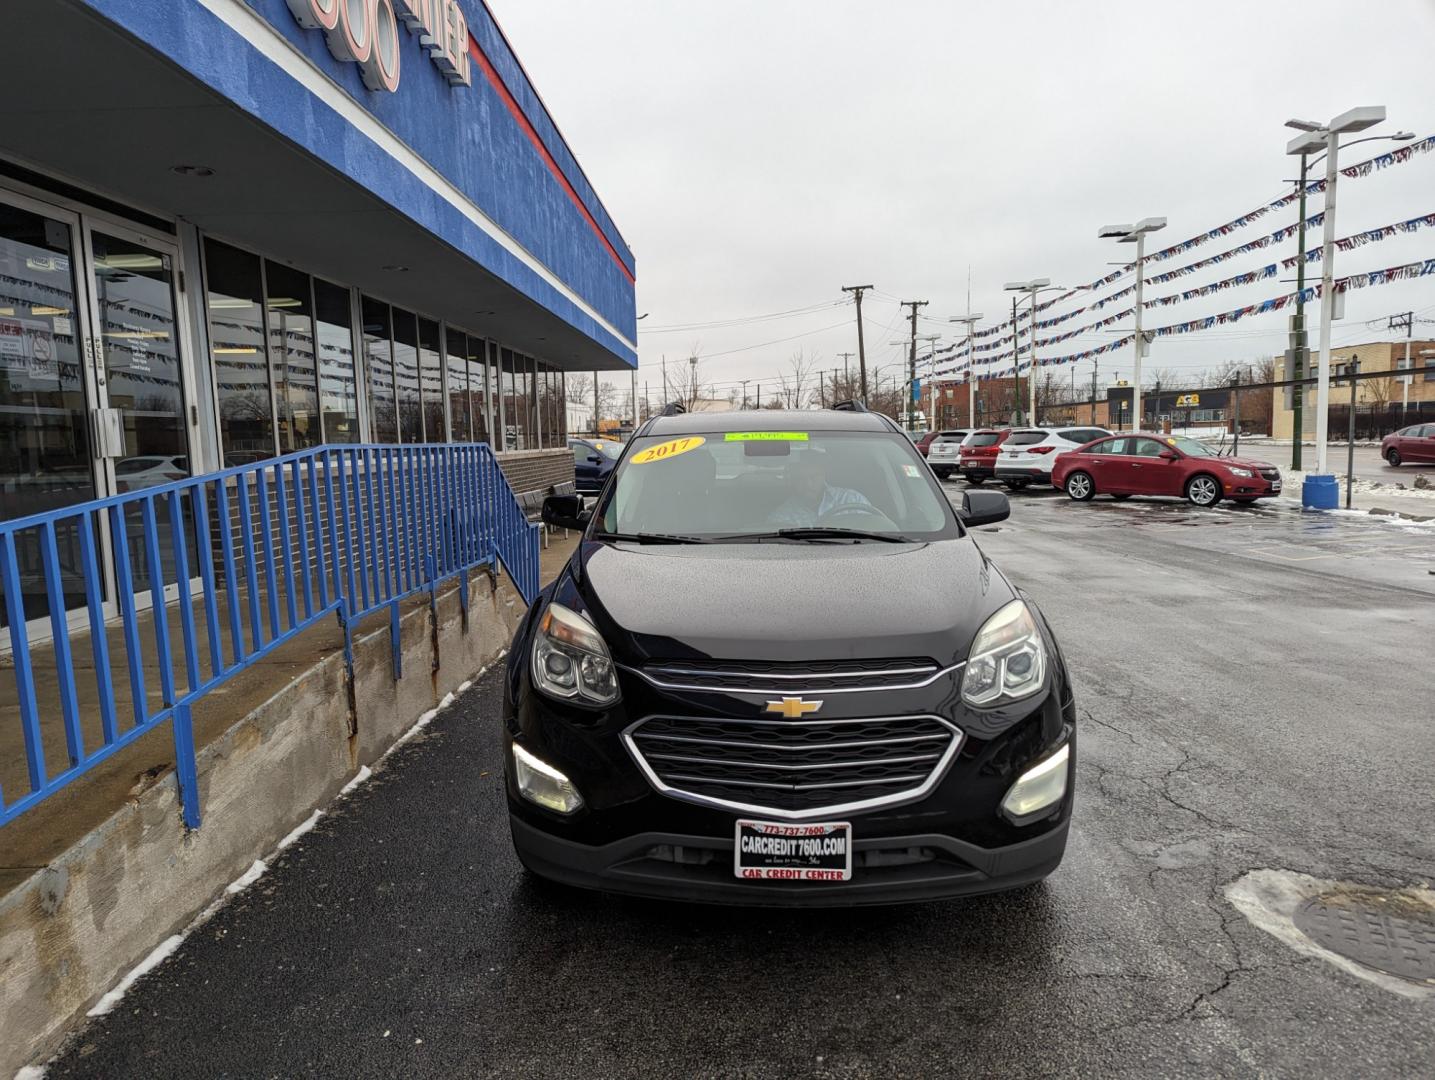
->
[1285,106,1390,481]
[1098,218,1166,432]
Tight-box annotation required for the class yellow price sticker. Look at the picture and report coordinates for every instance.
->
[724,432,809,442]
[630,436,706,464]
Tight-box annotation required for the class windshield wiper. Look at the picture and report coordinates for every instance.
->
[593,531,710,545]
[717,527,915,544]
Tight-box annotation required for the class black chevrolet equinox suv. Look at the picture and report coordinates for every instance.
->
[504,407,1075,905]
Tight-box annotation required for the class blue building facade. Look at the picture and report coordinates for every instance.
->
[0,0,635,540]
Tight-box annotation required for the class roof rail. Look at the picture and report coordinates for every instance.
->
[830,399,867,412]
[660,401,687,416]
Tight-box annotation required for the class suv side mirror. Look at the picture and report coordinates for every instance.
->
[542,494,591,530]
[1158,449,1178,461]
[960,489,1010,528]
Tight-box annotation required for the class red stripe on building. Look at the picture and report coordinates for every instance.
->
[467,37,636,286]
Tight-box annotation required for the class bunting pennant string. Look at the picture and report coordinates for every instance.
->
[936,136,1432,349]
[1143,213,1323,285]
[933,256,1435,378]
[1338,134,1435,179]
[1279,212,1435,267]
[1145,263,1280,307]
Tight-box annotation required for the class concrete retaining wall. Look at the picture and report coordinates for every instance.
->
[0,565,526,1076]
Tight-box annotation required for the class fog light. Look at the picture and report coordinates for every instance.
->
[1001,743,1069,821]
[512,743,584,814]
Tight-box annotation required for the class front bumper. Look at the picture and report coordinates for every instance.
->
[504,638,1077,905]
[510,814,1069,907]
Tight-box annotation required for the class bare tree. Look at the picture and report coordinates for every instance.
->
[668,353,707,411]
[776,349,817,409]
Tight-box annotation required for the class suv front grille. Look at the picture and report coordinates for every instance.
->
[637,658,946,694]
[624,713,963,818]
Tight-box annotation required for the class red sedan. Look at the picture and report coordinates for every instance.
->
[1381,423,1435,466]
[1051,433,1282,507]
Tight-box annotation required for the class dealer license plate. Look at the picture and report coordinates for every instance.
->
[734,820,852,882]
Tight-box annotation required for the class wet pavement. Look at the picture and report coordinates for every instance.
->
[47,487,1435,1078]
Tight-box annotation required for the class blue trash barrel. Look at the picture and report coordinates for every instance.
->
[1302,474,1339,510]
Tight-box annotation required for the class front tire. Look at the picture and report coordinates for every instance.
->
[1186,474,1221,507]
[1386,448,1402,467]
[1065,471,1095,501]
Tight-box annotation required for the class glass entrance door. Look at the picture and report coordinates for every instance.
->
[83,223,194,609]
[0,193,102,628]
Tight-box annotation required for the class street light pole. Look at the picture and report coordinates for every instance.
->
[1098,218,1166,434]
[948,313,982,427]
[1286,107,1390,482]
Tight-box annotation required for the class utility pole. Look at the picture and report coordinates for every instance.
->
[661,354,668,407]
[1390,312,1413,421]
[1091,360,1099,425]
[643,380,650,422]
[755,382,760,409]
[837,351,854,389]
[901,300,927,431]
[841,285,873,403]
[1346,355,1359,509]
[740,378,751,410]
[593,373,600,436]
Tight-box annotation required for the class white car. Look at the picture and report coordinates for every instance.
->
[993,426,1112,490]
[925,429,971,479]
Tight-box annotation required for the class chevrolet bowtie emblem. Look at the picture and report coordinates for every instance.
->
[765,696,823,718]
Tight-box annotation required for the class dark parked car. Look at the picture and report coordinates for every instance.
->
[1382,423,1435,466]
[1051,433,1281,506]
[569,437,624,494]
[506,408,1075,906]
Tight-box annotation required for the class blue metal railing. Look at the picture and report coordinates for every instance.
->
[0,442,540,830]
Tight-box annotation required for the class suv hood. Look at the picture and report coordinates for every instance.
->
[569,538,1012,665]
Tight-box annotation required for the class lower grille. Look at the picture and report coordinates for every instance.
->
[624,714,962,818]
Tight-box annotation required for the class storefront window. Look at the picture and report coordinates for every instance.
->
[446,328,470,441]
[361,297,396,443]
[488,340,503,444]
[468,336,489,443]
[419,316,444,441]
[264,260,320,452]
[204,239,272,464]
[523,354,537,446]
[392,309,422,443]
[314,279,358,442]
[501,348,522,450]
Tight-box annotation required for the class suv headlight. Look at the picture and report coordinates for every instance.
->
[532,602,620,707]
[961,600,1047,708]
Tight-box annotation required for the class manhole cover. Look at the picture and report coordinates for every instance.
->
[1293,889,1435,985]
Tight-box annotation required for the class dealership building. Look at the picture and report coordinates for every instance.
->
[1,0,636,530]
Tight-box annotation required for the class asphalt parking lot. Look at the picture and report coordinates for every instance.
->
[48,481,1435,1078]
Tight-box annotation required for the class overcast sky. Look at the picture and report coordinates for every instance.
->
[494,0,1435,401]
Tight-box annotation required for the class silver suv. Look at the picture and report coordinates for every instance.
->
[926,429,971,479]
[994,426,1112,490]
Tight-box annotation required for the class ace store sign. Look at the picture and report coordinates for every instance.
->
[286,0,473,93]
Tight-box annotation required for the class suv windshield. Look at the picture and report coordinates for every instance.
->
[595,429,959,541]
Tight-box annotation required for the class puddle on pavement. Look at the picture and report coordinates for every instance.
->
[1226,869,1435,999]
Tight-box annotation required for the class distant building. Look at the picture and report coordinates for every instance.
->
[1271,340,1435,440]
